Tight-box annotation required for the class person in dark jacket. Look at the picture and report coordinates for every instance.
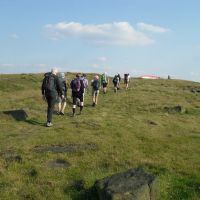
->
[42,68,64,127]
[91,75,100,106]
[70,74,84,116]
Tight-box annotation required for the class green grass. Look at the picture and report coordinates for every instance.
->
[0,73,200,199]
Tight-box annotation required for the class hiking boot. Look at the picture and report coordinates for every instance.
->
[60,112,64,115]
[46,122,53,127]
[57,111,61,115]
[92,102,95,107]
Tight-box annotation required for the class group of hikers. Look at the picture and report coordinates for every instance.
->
[41,68,130,127]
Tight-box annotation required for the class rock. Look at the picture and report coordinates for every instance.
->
[5,154,22,163]
[95,168,159,200]
[146,120,158,126]
[34,143,97,153]
[164,105,185,114]
[191,88,200,93]
[29,168,38,177]
[47,159,70,169]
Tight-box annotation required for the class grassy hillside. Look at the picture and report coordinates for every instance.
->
[0,73,200,200]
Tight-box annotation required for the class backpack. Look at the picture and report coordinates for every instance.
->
[101,74,107,83]
[113,76,118,84]
[117,74,121,82]
[82,77,88,88]
[43,73,56,92]
[124,74,128,80]
[71,78,81,92]
[92,79,100,90]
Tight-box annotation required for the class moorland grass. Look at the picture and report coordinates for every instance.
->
[0,73,200,199]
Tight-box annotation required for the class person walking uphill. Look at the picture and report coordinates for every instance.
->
[42,68,64,127]
[91,75,100,106]
[57,72,67,115]
[101,72,109,94]
[124,73,130,90]
[113,74,120,93]
[70,74,85,116]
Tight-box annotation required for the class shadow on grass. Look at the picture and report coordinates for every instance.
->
[2,109,28,121]
[25,118,45,126]
[64,180,98,200]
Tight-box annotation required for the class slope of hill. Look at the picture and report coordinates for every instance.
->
[0,73,200,199]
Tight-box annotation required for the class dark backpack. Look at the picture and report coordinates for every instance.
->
[43,73,56,92]
[113,76,118,84]
[71,78,81,92]
[59,77,67,92]
[92,79,100,90]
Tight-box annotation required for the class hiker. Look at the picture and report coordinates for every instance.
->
[101,72,109,94]
[124,73,130,90]
[113,74,120,93]
[70,74,85,116]
[57,72,67,115]
[42,68,64,127]
[91,75,100,106]
[81,73,89,96]
[117,73,121,84]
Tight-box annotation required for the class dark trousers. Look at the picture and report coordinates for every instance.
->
[46,95,57,123]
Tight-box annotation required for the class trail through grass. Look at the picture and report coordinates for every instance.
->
[0,73,200,199]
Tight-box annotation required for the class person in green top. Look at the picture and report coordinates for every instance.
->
[101,72,109,94]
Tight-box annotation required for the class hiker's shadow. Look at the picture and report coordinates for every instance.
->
[25,119,45,126]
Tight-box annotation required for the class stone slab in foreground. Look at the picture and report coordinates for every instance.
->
[95,168,158,200]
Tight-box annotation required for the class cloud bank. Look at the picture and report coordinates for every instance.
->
[45,21,154,46]
[137,22,170,33]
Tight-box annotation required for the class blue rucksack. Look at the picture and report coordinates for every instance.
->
[92,79,100,90]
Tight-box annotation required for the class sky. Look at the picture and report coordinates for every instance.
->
[0,0,200,81]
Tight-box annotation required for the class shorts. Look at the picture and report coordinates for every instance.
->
[102,82,108,88]
[92,89,99,96]
[113,82,118,87]
[72,92,83,105]
[58,96,67,103]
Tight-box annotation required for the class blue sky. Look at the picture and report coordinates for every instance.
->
[0,0,200,81]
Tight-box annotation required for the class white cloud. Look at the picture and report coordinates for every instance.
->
[10,33,19,39]
[137,22,170,33]
[45,21,154,46]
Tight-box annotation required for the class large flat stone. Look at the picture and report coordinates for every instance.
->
[33,143,97,153]
[95,168,158,200]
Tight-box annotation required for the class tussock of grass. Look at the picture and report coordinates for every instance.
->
[0,73,200,199]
